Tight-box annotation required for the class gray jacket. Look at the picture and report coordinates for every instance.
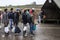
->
[3,12,8,23]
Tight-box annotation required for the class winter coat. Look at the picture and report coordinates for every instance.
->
[8,12,14,19]
[22,13,27,24]
[3,12,9,23]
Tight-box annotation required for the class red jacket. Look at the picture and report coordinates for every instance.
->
[29,9,32,14]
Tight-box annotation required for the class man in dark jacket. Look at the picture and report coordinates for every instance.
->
[8,8,14,30]
[26,10,34,35]
[13,11,20,26]
[22,10,27,25]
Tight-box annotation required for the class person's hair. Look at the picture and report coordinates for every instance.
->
[10,8,13,10]
[4,8,7,12]
[27,9,29,12]
[24,10,26,13]
[28,9,30,11]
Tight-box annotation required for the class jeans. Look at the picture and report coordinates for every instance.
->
[9,19,13,30]
[29,23,33,34]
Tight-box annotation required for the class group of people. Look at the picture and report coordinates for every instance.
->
[22,9,35,36]
[0,8,37,36]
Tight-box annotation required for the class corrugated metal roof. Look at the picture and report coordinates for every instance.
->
[54,0,60,8]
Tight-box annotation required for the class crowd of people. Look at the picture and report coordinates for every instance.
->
[0,8,38,37]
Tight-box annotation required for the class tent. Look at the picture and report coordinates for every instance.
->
[41,0,60,19]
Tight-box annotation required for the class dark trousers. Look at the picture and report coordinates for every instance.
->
[29,23,33,34]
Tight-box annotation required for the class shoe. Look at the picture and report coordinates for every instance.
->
[2,35,5,37]
[5,32,9,36]
[31,32,35,35]
[24,33,27,37]
[23,31,26,36]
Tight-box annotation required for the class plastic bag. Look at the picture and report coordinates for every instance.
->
[4,27,9,33]
[12,27,15,33]
[32,24,36,31]
[23,26,27,31]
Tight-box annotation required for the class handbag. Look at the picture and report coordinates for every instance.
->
[32,24,36,30]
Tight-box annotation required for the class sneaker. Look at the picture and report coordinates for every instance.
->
[5,32,9,36]
[31,32,35,35]
[23,31,26,36]
[2,35,5,38]
[24,33,27,37]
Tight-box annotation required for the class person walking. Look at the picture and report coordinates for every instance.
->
[0,11,2,24]
[8,8,14,30]
[13,10,20,26]
[3,9,9,27]
[22,10,28,36]
[26,10,35,35]
[22,10,27,25]
[0,9,3,29]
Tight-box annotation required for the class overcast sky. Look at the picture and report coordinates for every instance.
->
[0,0,46,6]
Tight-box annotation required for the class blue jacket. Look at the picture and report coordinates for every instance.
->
[8,12,14,19]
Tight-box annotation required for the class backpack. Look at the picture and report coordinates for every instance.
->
[15,27,21,33]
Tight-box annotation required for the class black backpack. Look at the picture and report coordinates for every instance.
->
[15,27,21,33]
